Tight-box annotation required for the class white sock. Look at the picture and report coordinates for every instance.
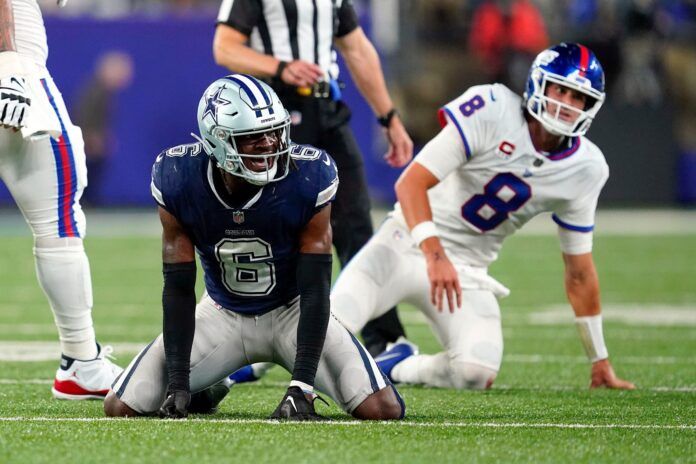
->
[392,352,455,388]
[251,362,275,378]
[34,237,97,360]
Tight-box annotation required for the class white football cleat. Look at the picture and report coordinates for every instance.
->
[52,345,123,400]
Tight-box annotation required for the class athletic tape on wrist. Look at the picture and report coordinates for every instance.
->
[410,221,439,246]
[575,315,609,362]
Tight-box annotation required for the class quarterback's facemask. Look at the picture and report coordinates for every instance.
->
[195,74,291,186]
[524,43,606,137]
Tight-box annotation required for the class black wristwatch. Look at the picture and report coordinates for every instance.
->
[377,108,398,128]
[275,60,288,80]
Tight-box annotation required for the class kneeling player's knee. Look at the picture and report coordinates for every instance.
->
[104,390,138,417]
[352,386,404,420]
[449,361,497,390]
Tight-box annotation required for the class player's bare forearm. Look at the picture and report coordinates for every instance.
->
[395,162,439,230]
[298,206,332,254]
[335,28,393,116]
[0,0,16,52]
[159,207,195,263]
[213,25,280,78]
[563,252,601,317]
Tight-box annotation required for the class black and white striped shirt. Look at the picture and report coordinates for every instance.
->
[217,0,359,80]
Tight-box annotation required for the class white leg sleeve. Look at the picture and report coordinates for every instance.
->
[331,219,415,333]
[391,352,454,388]
[34,237,97,360]
[393,290,503,390]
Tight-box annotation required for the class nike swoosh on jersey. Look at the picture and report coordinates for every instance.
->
[323,154,331,166]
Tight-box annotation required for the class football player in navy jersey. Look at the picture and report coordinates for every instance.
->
[103,74,404,420]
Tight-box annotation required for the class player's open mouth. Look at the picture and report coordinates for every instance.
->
[245,157,275,172]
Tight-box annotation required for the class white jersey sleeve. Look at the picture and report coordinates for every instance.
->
[437,84,508,162]
[413,123,466,180]
[552,145,609,254]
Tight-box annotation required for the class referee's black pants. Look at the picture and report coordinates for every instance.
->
[276,91,405,355]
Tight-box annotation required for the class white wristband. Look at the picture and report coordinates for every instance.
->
[575,315,609,362]
[289,380,313,394]
[410,221,439,246]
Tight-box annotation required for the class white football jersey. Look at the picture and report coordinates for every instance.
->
[393,83,609,268]
[12,0,48,67]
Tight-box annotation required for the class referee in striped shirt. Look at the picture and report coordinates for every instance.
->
[214,0,413,356]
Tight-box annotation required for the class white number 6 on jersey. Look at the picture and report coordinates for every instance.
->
[215,238,276,296]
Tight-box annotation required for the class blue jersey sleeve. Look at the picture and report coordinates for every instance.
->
[314,151,339,211]
[151,143,204,215]
[150,151,167,209]
[290,144,339,215]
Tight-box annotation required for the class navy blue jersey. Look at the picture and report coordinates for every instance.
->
[151,143,338,315]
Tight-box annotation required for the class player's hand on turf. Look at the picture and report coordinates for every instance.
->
[280,60,323,88]
[422,240,462,313]
[383,116,413,168]
[590,359,635,390]
[158,389,191,419]
[270,386,328,421]
[0,77,31,130]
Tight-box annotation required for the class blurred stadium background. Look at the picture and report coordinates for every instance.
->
[0,3,695,461]
[1,0,695,208]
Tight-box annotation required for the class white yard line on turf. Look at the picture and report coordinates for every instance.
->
[0,416,693,430]
[2,379,695,392]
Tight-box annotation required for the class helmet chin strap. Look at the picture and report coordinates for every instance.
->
[244,162,278,186]
[540,111,572,136]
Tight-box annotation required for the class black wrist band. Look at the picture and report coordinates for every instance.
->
[275,61,288,80]
[377,108,398,128]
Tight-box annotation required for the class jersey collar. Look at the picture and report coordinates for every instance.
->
[207,159,264,209]
[538,136,581,161]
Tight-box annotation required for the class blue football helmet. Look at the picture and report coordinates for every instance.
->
[524,43,605,137]
[195,74,291,185]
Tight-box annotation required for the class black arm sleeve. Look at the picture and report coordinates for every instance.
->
[162,261,197,392]
[336,0,359,37]
[293,253,333,386]
[216,0,262,36]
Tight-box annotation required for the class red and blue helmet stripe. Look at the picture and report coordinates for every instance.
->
[525,42,605,100]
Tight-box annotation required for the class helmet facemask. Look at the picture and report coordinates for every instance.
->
[526,71,604,137]
[212,122,291,186]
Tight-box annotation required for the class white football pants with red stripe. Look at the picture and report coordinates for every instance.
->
[0,74,97,361]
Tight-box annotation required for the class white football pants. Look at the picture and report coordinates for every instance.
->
[0,75,97,360]
[113,294,398,415]
[331,216,506,389]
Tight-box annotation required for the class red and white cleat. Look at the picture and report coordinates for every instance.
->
[52,345,123,400]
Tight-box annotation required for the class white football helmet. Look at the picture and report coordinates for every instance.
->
[195,74,291,185]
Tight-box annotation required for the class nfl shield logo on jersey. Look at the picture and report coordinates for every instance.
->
[232,211,244,224]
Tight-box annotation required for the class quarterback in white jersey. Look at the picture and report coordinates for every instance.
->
[331,43,635,390]
[0,0,120,399]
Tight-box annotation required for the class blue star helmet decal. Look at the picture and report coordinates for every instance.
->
[202,85,231,125]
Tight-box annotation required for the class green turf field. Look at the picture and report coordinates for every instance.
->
[0,229,694,463]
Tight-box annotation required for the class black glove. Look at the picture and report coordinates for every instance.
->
[270,386,328,421]
[158,390,191,419]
